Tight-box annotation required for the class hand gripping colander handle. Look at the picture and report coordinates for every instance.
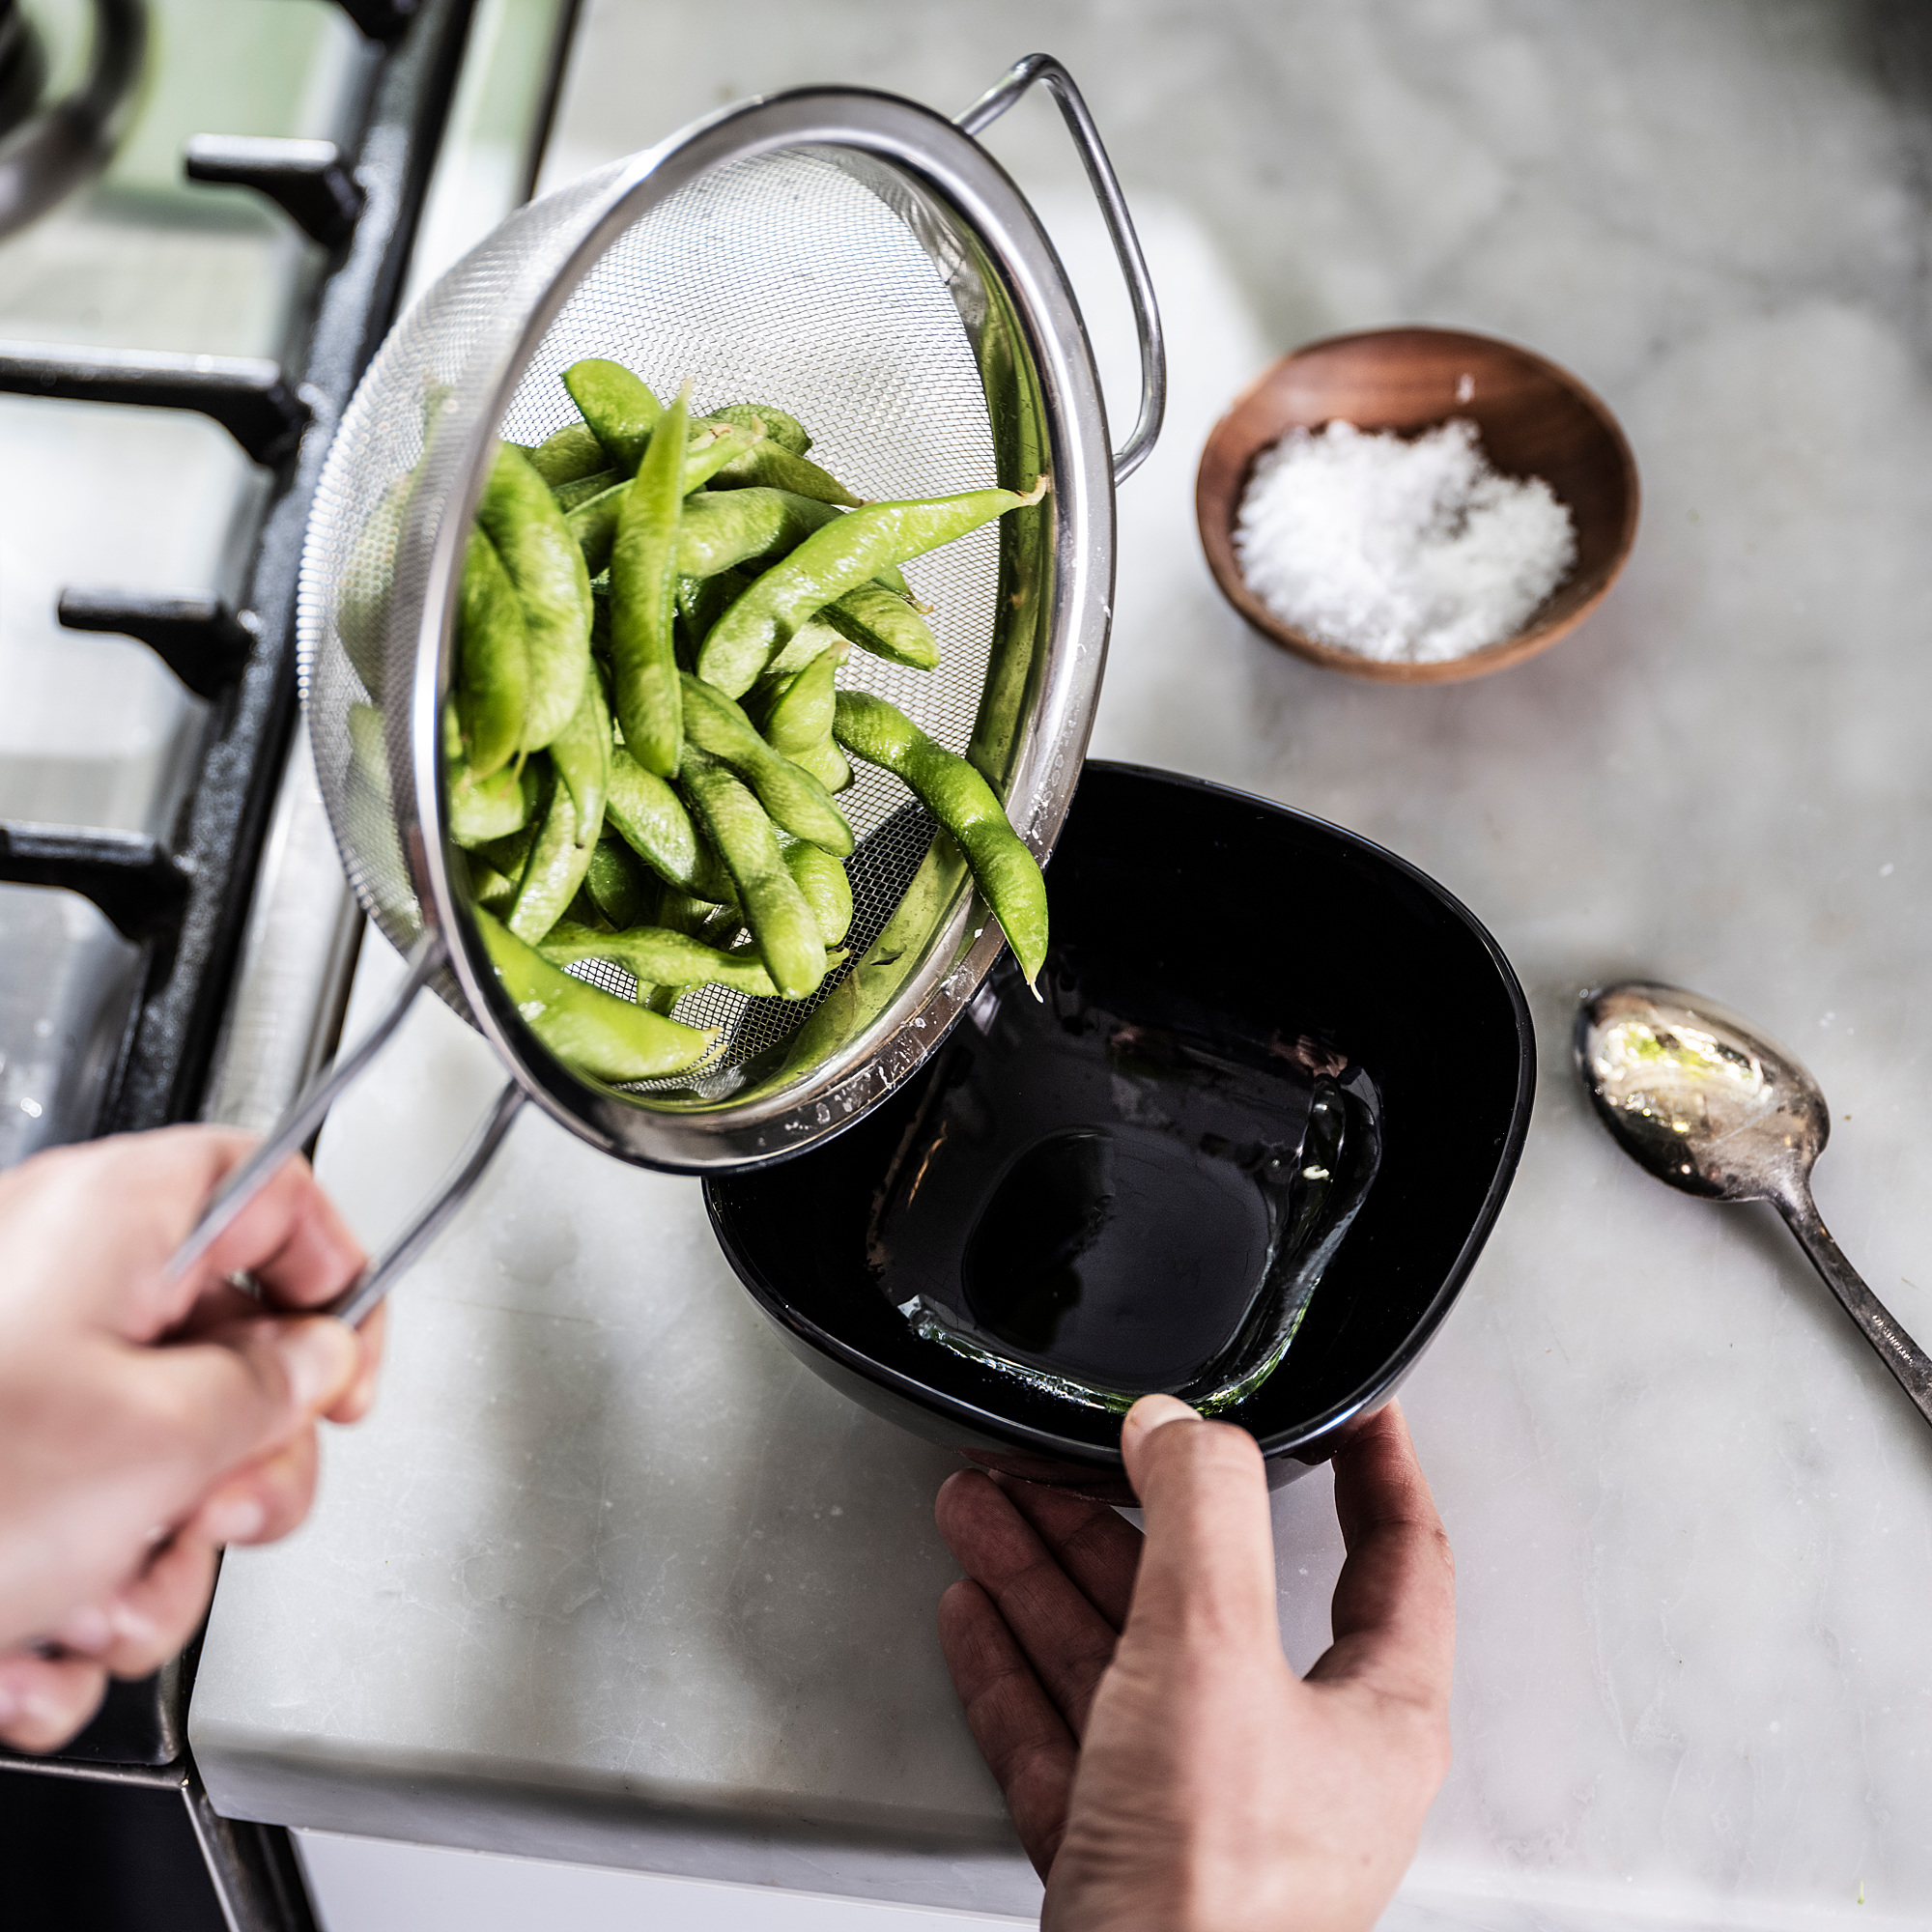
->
[956,54,1167,485]
[161,930,525,1326]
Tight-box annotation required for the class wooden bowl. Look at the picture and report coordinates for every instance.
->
[1196,327,1640,684]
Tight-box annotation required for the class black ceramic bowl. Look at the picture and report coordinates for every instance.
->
[705,762,1533,1499]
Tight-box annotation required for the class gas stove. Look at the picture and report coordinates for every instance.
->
[0,2,571,1924]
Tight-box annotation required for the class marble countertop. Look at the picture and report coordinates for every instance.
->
[190,3,1932,1924]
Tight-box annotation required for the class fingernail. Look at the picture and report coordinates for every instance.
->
[201,1494,267,1546]
[1121,1393,1200,1450]
[107,1598,158,1646]
[52,1605,112,1656]
[277,1319,356,1412]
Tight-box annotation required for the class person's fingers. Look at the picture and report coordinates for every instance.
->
[178,1267,381,1428]
[934,1472,1121,1736]
[1118,1394,1278,1658]
[325,1301,385,1425]
[189,1147,364,1316]
[7,1128,360,1339]
[0,1649,108,1754]
[93,1534,220,1680]
[120,1313,359,1505]
[935,1578,1076,1879]
[189,1426,321,1550]
[175,1277,263,1338]
[993,1476,1143,1631]
[1306,1403,1455,1717]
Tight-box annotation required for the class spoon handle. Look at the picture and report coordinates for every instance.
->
[1777,1189,1932,1425]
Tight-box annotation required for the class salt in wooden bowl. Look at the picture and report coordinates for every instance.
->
[1196,327,1640,684]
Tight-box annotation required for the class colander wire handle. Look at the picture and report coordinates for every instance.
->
[327,1080,526,1326]
[163,928,445,1294]
[956,53,1167,485]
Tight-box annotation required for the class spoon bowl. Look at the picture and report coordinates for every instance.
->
[1576,981,1828,1206]
[1577,981,1932,1427]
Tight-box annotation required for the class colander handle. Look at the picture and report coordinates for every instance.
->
[161,929,522,1328]
[327,1079,526,1327]
[956,54,1167,486]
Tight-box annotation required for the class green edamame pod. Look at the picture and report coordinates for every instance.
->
[456,528,528,779]
[507,758,599,946]
[708,440,863,507]
[589,575,611,657]
[833,689,1048,990]
[449,754,537,848]
[606,744,735,900]
[563,359,662,471]
[566,482,626,579]
[676,567,746,668]
[476,443,593,753]
[706,402,810,456]
[477,909,717,1080]
[697,480,1045,696]
[541,920,785,998]
[347,704,390,823]
[673,487,842,579]
[677,752,825,1001]
[679,420,763,493]
[554,468,621,513]
[341,472,412,699]
[656,888,740,945]
[608,386,690,778]
[780,835,853,947]
[567,421,759,580]
[669,485,913,600]
[757,611,846,683]
[790,733,852,795]
[562,883,611,932]
[823,580,942,671]
[757,644,839,753]
[679,673,853,857]
[477,815,536,884]
[528,421,610,488]
[585,833,654,931]
[568,435,765,583]
[463,854,520,919]
[549,661,611,853]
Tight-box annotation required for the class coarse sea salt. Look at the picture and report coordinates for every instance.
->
[1233,417,1577,664]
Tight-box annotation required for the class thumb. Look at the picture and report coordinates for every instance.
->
[1118,1394,1278,1656]
[135,1316,361,1495]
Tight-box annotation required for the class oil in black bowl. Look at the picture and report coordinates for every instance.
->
[866,946,1382,1413]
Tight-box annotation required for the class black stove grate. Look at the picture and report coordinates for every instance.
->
[0,4,488,1926]
[0,0,473,1140]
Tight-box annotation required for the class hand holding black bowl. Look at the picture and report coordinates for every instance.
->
[935,1394,1455,1930]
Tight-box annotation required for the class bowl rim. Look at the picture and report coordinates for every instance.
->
[1196,323,1641,685]
[704,759,1538,1468]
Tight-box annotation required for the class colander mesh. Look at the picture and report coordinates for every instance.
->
[299,139,1035,1115]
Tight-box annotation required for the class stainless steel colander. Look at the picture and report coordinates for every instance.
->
[171,54,1164,1316]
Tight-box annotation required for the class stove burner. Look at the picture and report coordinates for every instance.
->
[0,0,146,241]
[0,1,48,145]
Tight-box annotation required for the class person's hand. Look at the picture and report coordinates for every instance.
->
[935,1397,1454,1932]
[0,1126,380,1753]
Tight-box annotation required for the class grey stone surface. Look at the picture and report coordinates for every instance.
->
[195,5,1932,1924]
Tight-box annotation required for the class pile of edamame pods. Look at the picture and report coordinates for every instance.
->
[437,356,1050,1088]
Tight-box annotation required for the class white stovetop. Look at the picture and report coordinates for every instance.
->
[192,4,1932,1926]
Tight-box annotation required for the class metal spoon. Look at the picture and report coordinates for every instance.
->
[1576,981,1932,1427]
